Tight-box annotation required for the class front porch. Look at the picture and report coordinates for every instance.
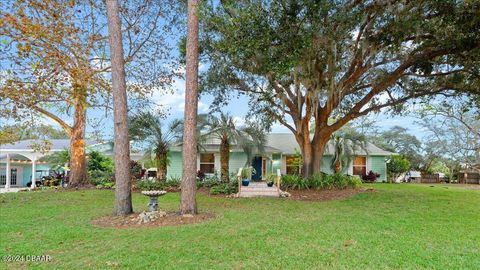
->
[236,168,284,198]
[237,181,281,197]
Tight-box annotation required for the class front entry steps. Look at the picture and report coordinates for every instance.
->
[238,182,281,198]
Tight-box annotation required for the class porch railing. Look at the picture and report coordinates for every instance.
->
[237,167,243,194]
[275,169,281,193]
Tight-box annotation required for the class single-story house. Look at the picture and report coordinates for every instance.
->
[1,133,394,188]
[166,133,394,182]
[0,139,143,188]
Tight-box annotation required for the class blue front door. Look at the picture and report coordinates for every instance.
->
[252,156,262,181]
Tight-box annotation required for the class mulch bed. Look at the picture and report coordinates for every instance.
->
[92,212,215,228]
[286,188,376,201]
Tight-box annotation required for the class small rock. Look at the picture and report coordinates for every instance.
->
[280,191,291,198]
[137,210,166,224]
[182,214,194,218]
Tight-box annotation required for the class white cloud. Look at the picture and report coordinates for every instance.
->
[151,77,209,114]
[271,122,294,133]
[233,116,246,126]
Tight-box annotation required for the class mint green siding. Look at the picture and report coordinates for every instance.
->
[166,151,183,179]
[228,152,248,174]
[370,156,387,182]
[320,155,334,174]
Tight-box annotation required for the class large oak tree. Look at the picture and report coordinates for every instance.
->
[200,0,480,177]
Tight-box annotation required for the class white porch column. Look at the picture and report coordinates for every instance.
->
[5,153,11,189]
[31,159,36,188]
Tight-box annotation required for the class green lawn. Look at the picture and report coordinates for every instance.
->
[1,184,479,269]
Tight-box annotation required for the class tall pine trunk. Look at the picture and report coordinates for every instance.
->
[180,0,199,215]
[68,96,87,187]
[106,0,133,216]
[220,138,230,182]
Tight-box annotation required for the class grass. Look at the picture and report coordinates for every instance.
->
[0,184,479,269]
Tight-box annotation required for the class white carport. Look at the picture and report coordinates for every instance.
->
[0,140,72,190]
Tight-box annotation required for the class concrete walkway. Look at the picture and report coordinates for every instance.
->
[0,187,28,194]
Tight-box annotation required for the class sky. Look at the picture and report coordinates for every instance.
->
[2,1,432,143]
[75,74,430,142]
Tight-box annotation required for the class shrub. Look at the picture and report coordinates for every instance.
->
[197,170,206,181]
[136,179,165,191]
[96,182,115,189]
[41,175,61,187]
[89,170,114,186]
[210,180,238,195]
[201,176,222,188]
[362,171,381,182]
[387,155,410,183]
[281,173,362,190]
[87,151,114,173]
[281,174,308,190]
[165,176,181,188]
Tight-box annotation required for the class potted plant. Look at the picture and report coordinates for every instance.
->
[241,167,254,186]
[266,173,275,187]
[136,180,167,212]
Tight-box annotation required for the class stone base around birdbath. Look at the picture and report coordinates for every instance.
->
[137,210,167,224]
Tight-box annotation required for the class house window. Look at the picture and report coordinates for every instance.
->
[353,156,367,176]
[286,155,301,175]
[0,168,17,186]
[200,153,215,174]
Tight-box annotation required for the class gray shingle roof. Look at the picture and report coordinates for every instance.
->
[266,133,395,155]
[170,133,395,156]
[0,139,96,150]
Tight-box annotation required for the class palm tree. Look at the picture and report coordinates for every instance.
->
[330,127,368,173]
[128,111,182,180]
[201,113,266,182]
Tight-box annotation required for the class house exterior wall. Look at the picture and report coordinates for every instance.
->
[370,156,387,182]
[320,155,334,174]
[165,152,389,182]
[228,152,248,175]
[166,151,251,179]
[166,151,183,179]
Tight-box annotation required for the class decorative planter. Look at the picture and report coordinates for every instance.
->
[267,181,274,187]
[242,179,250,186]
[141,190,167,212]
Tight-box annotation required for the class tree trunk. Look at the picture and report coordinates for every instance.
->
[297,130,332,178]
[106,0,133,216]
[156,150,168,181]
[334,159,342,173]
[296,133,313,178]
[180,0,199,215]
[68,97,87,187]
[220,138,230,182]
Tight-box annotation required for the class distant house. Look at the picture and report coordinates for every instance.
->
[166,133,394,182]
[0,139,143,188]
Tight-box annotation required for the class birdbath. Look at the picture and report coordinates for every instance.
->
[141,190,167,212]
